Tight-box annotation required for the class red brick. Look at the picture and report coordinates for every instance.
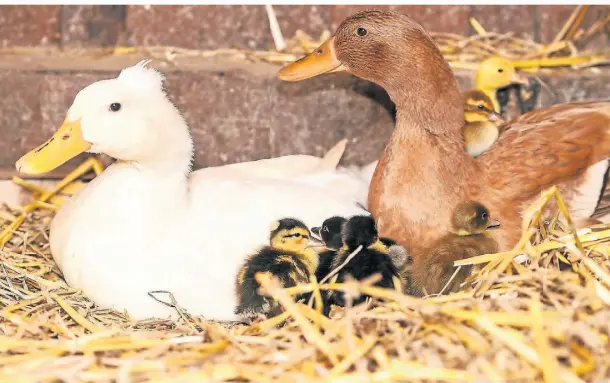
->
[0,72,42,170]
[167,70,272,167]
[60,5,127,48]
[537,5,610,49]
[270,73,394,165]
[2,57,610,178]
[0,6,60,47]
[331,5,470,34]
[126,5,273,50]
[273,5,332,41]
[470,5,536,38]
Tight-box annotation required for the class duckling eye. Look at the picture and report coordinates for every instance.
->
[109,103,121,112]
[497,68,504,73]
[323,226,329,232]
[481,212,488,220]
[356,27,368,37]
[294,233,301,238]
[477,104,485,110]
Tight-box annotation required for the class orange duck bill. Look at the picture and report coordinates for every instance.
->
[277,37,346,81]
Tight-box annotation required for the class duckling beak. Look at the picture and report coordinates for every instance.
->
[277,37,345,81]
[305,237,325,249]
[512,71,528,85]
[16,119,91,175]
[487,219,501,229]
[311,227,321,238]
[489,111,505,124]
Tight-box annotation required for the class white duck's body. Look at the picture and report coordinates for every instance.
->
[18,61,367,321]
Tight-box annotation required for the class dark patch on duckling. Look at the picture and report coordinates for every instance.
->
[408,201,499,297]
[326,215,403,309]
[311,216,346,284]
[235,218,317,323]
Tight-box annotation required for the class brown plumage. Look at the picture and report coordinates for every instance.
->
[409,201,499,296]
[277,10,610,264]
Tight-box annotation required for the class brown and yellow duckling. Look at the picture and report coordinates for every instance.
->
[325,215,405,309]
[235,218,317,323]
[462,92,506,158]
[410,201,499,296]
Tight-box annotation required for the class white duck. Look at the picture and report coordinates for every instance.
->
[15,61,367,321]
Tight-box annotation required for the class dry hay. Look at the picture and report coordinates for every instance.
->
[0,182,609,382]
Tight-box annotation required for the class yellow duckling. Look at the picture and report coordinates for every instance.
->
[469,56,527,113]
[235,218,317,322]
[462,92,507,158]
[410,201,500,296]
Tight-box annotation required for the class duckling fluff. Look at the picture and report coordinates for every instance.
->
[326,215,404,309]
[462,92,506,158]
[15,61,367,321]
[312,216,409,285]
[409,201,499,296]
[235,218,316,323]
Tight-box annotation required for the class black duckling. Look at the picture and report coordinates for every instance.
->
[311,216,347,284]
[311,216,410,283]
[326,215,404,309]
[409,201,499,296]
[235,218,317,323]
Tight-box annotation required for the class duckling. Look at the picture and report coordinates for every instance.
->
[409,201,499,297]
[311,216,409,283]
[235,218,317,322]
[311,216,345,283]
[470,56,527,113]
[326,215,404,309]
[462,92,507,158]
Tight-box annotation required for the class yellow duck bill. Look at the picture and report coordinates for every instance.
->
[277,37,345,81]
[15,119,91,175]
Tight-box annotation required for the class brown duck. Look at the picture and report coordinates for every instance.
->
[277,10,610,263]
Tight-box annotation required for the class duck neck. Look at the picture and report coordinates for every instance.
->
[127,126,194,180]
[378,35,470,157]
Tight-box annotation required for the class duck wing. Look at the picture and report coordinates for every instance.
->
[480,101,610,201]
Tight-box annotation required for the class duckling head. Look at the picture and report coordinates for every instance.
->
[463,91,505,125]
[269,218,312,253]
[342,215,379,249]
[474,57,526,93]
[311,216,346,251]
[450,201,500,236]
[16,60,194,175]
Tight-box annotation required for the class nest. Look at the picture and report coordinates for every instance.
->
[1,182,609,382]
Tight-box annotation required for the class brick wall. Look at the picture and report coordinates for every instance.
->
[0,5,608,49]
[0,5,608,179]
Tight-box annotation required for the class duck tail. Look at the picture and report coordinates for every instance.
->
[321,139,348,170]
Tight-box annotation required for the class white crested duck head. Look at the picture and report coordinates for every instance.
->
[16,60,194,175]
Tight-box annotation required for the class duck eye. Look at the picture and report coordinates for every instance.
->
[497,68,504,73]
[110,103,121,112]
[356,27,368,37]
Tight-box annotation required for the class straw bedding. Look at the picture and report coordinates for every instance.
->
[1,183,609,383]
[2,6,610,382]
